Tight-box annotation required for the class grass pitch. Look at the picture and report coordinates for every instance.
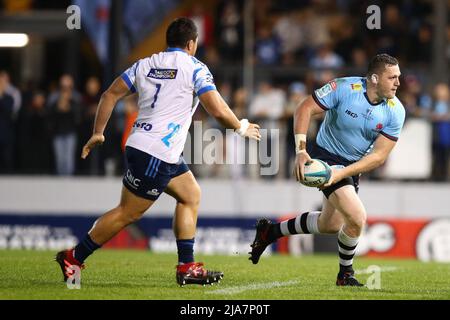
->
[0,249,449,300]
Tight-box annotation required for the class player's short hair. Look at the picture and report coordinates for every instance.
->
[166,17,198,48]
[367,54,399,75]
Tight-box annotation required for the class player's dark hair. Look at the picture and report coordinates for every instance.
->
[166,17,198,48]
[367,54,399,75]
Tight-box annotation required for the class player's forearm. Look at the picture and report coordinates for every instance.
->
[293,101,313,151]
[92,92,118,135]
[341,152,386,177]
[200,91,241,130]
[212,106,241,130]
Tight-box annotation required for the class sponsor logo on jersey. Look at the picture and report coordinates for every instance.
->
[351,83,362,91]
[147,68,178,79]
[315,81,337,99]
[133,121,152,131]
[345,109,358,118]
[387,99,396,107]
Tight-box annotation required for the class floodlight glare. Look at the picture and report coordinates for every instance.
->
[0,33,29,47]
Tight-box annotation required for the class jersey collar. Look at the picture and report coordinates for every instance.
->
[362,78,385,106]
[166,47,188,55]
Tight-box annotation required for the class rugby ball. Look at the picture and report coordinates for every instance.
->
[301,159,331,187]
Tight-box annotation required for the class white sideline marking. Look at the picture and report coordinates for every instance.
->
[208,267,398,295]
[207,280,299,295]
[354,266,399,274]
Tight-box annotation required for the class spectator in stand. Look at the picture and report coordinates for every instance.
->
[49,86,79,175]
[225,87,249,180]
[0,73,15,173]
[249,80,285,178]
[187,3,214,61]
[431,83,450,181]
[121,95,138,152]
[47,74,81,108]
[401,75,432,119]
[78,76,102,175]
[17,91,53,174]
[0,70,22,119]
[309,43,344,83]
[249,80,285,132]
[351,47,368,71]
[409,23,432,64]
[377,4,407,57]
[254,24,282,66]
[333,20,361,64]
[215,0,243,63]
[447,25,450,63]
[273,11,304,65]
[302,7,330,53]
[283,82,308,178]
[309,42,344,70]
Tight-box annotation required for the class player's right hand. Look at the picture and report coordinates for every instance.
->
[81,133,105,159]
[294,150,312,182]
[243,123,262,141]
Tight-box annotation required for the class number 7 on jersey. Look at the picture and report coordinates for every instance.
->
[151,84,161,108]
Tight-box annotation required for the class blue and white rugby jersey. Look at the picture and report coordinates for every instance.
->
[312,77,406,162]
[121,47,216,163]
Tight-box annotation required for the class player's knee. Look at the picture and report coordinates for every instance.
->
[358,211,367,228]
[348,212,366,231]
[182,183,201,208]
[117,205,145,224]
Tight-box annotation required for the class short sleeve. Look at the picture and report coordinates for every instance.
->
[380,104,406,141]
[193,63,216,96]
[121,60,140,93]
[312,79,342,110]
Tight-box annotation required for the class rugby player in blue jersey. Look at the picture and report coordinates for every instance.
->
[249,54,405,286]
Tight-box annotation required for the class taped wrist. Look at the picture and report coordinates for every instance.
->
[235,119,250,137]
[295,134,307,154]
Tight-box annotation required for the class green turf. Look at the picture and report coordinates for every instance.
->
[0,249,449,300]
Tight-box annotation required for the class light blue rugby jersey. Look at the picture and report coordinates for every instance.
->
[312,77,406,162]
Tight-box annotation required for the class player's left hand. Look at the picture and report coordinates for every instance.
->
[81,133,105,159]
[321,167,345,189]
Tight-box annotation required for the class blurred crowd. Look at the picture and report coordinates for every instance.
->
[194,0,448,70]
[1,70,449,181]
[0,0,449,180]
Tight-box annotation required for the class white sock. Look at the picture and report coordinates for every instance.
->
[279,211,321,235]
[337,227,359,270]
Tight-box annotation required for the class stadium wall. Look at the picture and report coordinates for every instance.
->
[0,177,449,262]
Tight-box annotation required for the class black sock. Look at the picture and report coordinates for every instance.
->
[268,224,283,241]
[74,234,101,263]
[176,238,195,264]
[339,265,355,274]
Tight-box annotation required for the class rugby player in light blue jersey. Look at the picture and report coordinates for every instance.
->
[250,54,405,286]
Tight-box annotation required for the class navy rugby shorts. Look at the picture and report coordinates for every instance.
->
[122,146,190,201]
[307,143,360,198]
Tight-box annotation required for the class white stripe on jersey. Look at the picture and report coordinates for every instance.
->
[122,48,216,163]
